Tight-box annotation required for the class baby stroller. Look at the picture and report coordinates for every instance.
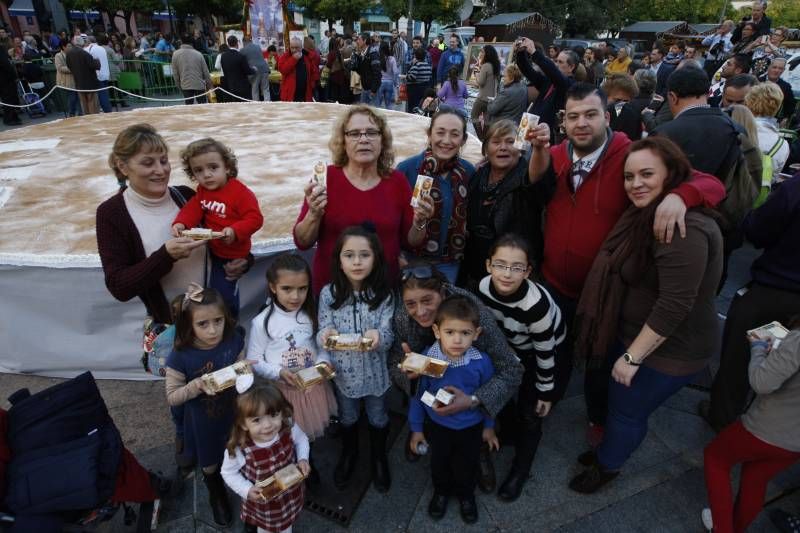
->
[414,96,439,117]
[16,80,46,118]
[0,372,168,532]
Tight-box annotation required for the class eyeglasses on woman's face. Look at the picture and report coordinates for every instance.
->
[344,129,382,141]
[489,262,527,275]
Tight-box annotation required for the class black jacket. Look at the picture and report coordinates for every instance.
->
[516,49,574,138]
[610,95,652,141]
[653,106,740,180]
[351,44,381,93]
[732,15,772,44]
[461,157,555,288]
[653,62,676,96]
[220,49,252,100]
[65,46,99,90]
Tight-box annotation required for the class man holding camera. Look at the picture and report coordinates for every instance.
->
[702,20,734,78]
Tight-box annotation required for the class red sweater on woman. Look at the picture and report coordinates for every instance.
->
[543,131,726,300]
[293,165,414,294]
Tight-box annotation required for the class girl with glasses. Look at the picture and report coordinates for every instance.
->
[477,234,566,502]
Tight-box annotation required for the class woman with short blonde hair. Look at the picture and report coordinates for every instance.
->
[746,82,789,184]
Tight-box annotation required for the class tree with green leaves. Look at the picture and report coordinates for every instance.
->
[383,0,408,30]
[61,0,161,36]
[294,0,375,34]
[413,0,461,38]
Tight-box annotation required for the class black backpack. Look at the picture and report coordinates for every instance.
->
[4,372,122,516]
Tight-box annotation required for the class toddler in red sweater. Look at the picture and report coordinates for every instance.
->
[173,138,263,316]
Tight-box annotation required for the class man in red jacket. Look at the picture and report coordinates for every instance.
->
[526,82,725,445]
[277,37,318,102]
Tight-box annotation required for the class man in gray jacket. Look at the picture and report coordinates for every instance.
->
[171,33,211,104]
[240,36,270,101]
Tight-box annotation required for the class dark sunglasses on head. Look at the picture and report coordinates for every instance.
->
[400,265,435,283]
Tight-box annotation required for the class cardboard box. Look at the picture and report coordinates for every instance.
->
[294,363,336,389]
[420,390,437,407]
[255,463,306,501]
[324,333,374,351]
[512,113,540,150]
[434,388,454,406]
[400,353,449,378]
[312,161,326,185]
[201,361,251,393]
[181,228,225,240]
[410,175,434,207]
[747,321,790,348]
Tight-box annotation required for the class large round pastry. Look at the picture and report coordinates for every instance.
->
[0,102,484,378]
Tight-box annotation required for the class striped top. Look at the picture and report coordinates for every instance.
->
[478,276,566,399]
[406,60,432,85]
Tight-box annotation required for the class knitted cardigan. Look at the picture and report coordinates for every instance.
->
[389,284,523,417]
[95,186,194,323]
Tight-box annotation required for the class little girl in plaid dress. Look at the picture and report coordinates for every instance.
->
[221,379,310,533]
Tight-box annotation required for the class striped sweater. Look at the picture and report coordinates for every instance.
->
[478,276,566,400]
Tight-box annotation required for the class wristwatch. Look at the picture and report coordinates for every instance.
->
[623,352,641,366]
[469,394,480,409]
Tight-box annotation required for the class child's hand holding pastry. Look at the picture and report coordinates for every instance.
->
[297,460,311,477]
[247,485,263,502]
[172,223,186,237]
[222,227,236,244]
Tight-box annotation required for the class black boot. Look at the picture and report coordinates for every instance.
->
[476,442,496,493]
[498,417,542,502]
[202,471,232,526]
[369,424,391,493]
[334,424,359,490]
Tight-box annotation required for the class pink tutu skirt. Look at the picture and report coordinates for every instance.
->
[277,380,337,440]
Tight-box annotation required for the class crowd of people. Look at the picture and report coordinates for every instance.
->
[2,1,799,530]
[96,37,799,531]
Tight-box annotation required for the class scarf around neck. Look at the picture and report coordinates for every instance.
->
[573,206,646,367]
[416,148,469,262]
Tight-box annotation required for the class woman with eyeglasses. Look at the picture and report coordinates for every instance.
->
[395,108,476,283]
[390,263,524,490]
[293,105,431,293]
[457,119,554,291]
[746,26,788,78]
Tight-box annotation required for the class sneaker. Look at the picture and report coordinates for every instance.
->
[770,508,800,533]
[568,463,619,494]
[577,450,597,467]
[701,508,713,531]
[458,495,478,524]
[427,493,448,520]
[586,423,605,448]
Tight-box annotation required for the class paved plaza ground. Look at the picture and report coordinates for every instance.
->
[0,99,798,532]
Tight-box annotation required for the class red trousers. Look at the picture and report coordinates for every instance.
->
[704,420,800,533]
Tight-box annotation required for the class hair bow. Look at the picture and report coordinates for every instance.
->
[236,373,254,394]
[182,282,205,310]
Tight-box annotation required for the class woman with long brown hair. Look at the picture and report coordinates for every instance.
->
[568,137,723,493]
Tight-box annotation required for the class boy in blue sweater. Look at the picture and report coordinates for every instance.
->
[408,295,497,524]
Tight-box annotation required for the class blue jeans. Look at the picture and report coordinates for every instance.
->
[597,364,700,470]
[360,89,376,105]
[208,253,239,318]
[98,81,112,113]
[377,80,395,109]
[335,387,388,428]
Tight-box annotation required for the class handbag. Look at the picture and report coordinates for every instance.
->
[350,70,362,95]
[142,318,175,376]
[398,81,407,102]
[320,66,330,88]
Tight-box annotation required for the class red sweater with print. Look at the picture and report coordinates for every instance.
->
[543,132,725,300]
[173,178,263,259]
